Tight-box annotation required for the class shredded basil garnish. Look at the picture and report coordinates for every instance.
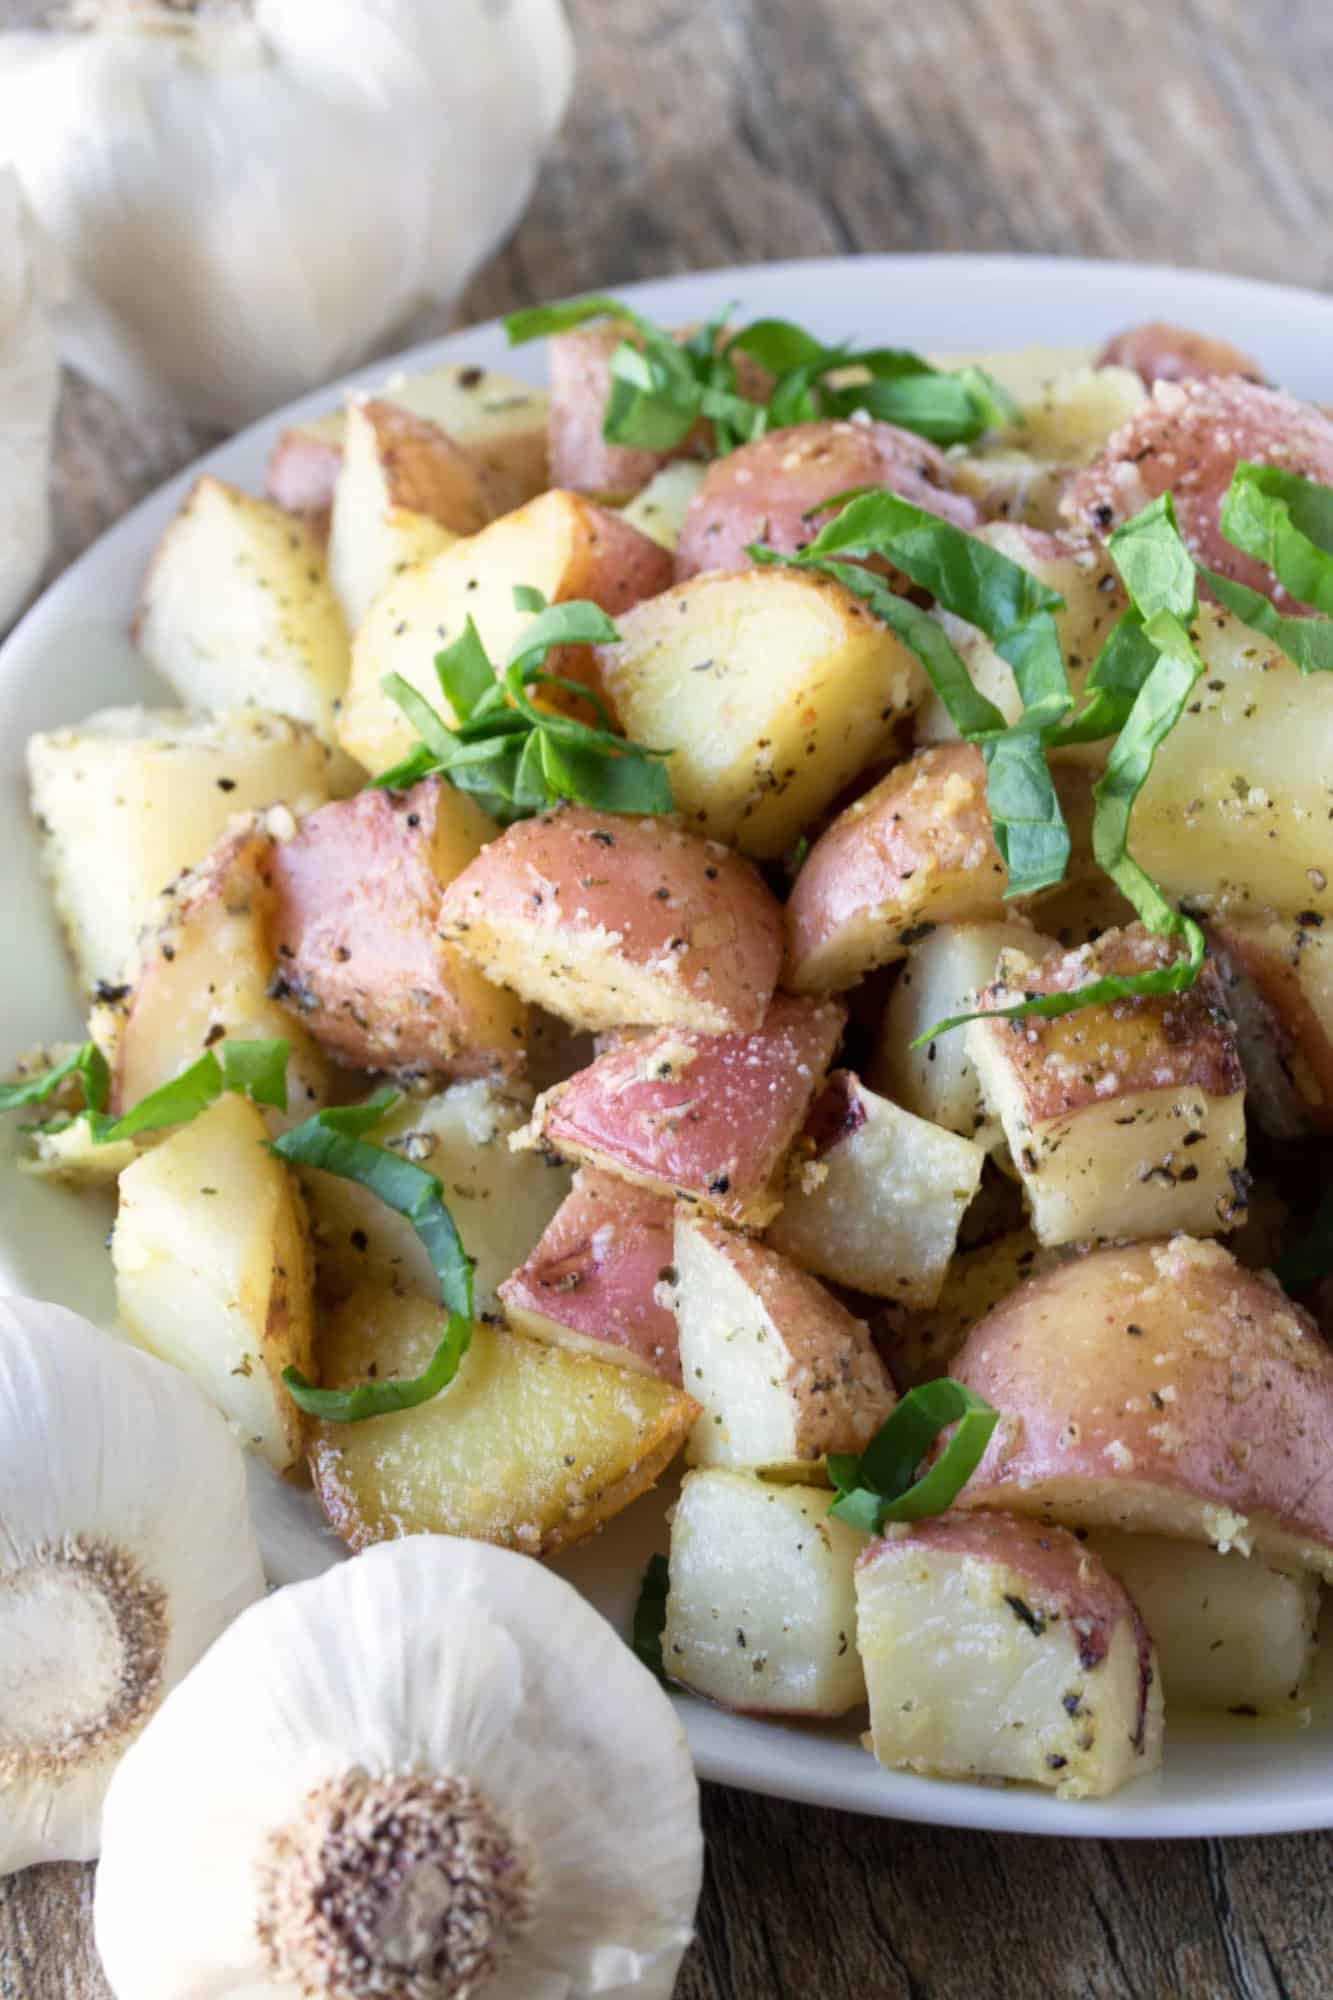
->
[630,1551,671,1683]
[272,1092,475,1422]
[1,1039,109,1118]
[372,589,672,820]
[505,295,1017,453]
[13,1037,288,1140]
[827,1379,999,1534]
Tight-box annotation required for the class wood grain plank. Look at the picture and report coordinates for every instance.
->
[3,0,1333,1994]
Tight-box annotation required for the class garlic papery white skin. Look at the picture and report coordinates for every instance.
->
[0,1296,266,1872]
[0,167,59,629]
[0,0,574,428]
[95,1537,703,2000]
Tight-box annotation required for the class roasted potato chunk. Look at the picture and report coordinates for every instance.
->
[308,1287,697,1554]
[857,1511,1162,1800]
[339,490,672,774]
[664,1470,867,1715]
[26,704,358,989]
[874,1229,1051,1388]
[301,1079,569,1314]
[327,399,486,630]
[767,1071,985,1306]
[112,1094,314,1471]
[966,926,1247,1247]
[135,477,351,741]
[522,995,845,1228]
[674,1216,895,1473]
[595,567,925,860]
[270,776,525,1078]
[437,806,782,1036]
[499,1169,680,1381]
[1096,322,1264,388]
[953,1236,1333,1578]
[1209,916,1333,1136]
[619,462,708,553]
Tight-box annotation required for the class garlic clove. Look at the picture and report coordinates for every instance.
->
[0,1297,266,1872]
[0,167,59,630]
[95,1536,702,1999]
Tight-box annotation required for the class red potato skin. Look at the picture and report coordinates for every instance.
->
[270,777,525,1077]
[528,993,847,1225]
[438,806,784,1035]
[674,418,978,581]
[953,1237,1333,1561]
[548,324,773,496]
[1096,322,1265,389]
[1063,377,1333,608]
[859,1511,1156,1732]
[498,1168,681,1382]
[784,743,1008,992]
[264,428,342,538]
[1208,918,1333,1133]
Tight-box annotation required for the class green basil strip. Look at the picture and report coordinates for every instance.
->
[504,295,654,345]
[274,1096,476,1423]
[434,616,499,717]
[827,1380,999,1535]
[1,1039,109,1116]
[1275,1187,1333,1289]
[1219,461,1333,615]
[1202,569,1333,674]
[630,1551,671,1683]
[84,1037,290,1143]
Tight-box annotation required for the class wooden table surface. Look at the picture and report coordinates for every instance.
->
[4,1,1333,1994]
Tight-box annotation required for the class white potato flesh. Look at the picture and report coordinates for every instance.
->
[303,1081,570,1313]
[857,1513,1162,1800]
[619,462,708,551]
[25,705,358,989]
[872,922,1047,1143]
[948,363,1146,528]
[372,361,550,502]
[674,1216,895,1474]
[664,1470,867,1716]
[767,1072,985,1306]
[135,477,351,741]
[19,1119,141,1188]
[111,1094,314,1471]
[327,399,466,630]
[1085,1530,1319,1716]
[966,929,1247,1247]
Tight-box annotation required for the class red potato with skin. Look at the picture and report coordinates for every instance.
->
[269,776,526,1078]
[437,806,783,1036]
[1096,321,1264,388]
[952,1236,1333,1578]
[498,1169,681,1383]
[1063,377,1333,607]
[857,1511,1162,1800]
[1208,916,1333,1137]
[673,417,978,581]
[521,993,846,1227]
[784,743,1010,994]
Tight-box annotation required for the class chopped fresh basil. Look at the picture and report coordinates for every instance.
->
[1,1039,109,1117]
[273,1094,475,1422]
[827,1379,999,1534]
[372,592,672,821]
[18,1037,288,1141]
[1219,461,1333,617]
[630,1551,671,1683]
[1204,569,1333,674]
[505,295,1017,453]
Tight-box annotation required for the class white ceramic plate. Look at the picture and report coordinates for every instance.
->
[5,253,1333,1839]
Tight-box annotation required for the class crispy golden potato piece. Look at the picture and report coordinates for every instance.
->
[437,805,782,1036]
[595,566,924,860]
[135,477,350,741]
[857,1512,1162,1800]
[965,926,1247,1247]
[664,1470,867,1715]
[270,776,525,1078]
[339,489,672,774]
[26,704,359,990]
[953,1236,1333,1578]
[112,1095,315,1472]
[308,1286,697,1554]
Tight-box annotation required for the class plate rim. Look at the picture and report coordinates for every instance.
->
[6,248,1333,1838]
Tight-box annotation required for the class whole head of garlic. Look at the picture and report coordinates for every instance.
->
[95,1536,703,2000]
[0,167,59,631]
[0,0,574,430]
[0,1296,266,1872]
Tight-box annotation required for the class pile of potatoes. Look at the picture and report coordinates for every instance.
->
[19,315,1333,1804]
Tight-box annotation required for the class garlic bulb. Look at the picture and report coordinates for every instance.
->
[0,1296,266,1873]
[95,1537,703,1999]
[0,0,573,428]
[0,168,59,629]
